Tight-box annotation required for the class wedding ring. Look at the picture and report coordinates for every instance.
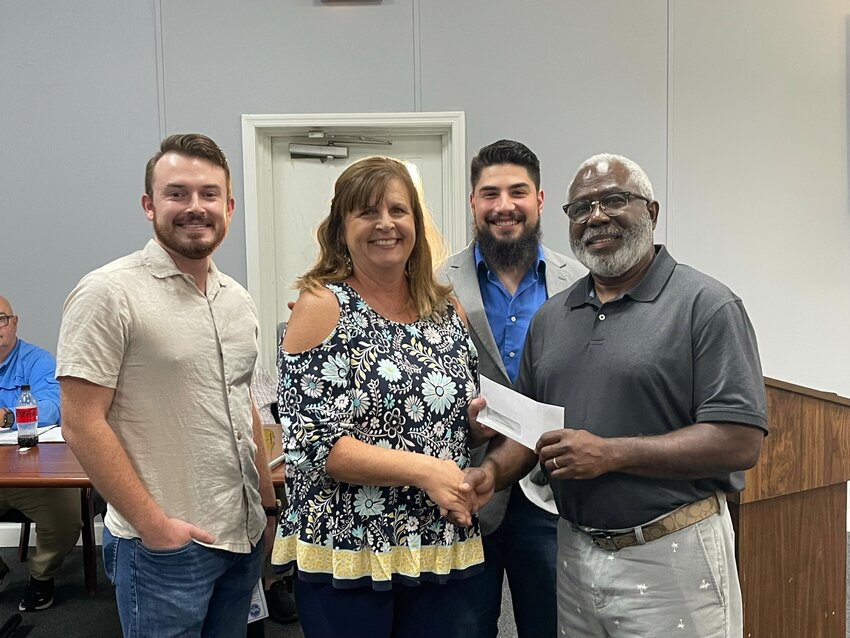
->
[552,457,559,469]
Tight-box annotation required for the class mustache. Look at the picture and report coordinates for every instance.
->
[580,224,622,244]
[174,214,211,224]
[484,211,525,224]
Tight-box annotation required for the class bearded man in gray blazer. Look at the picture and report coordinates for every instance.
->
[443,140,585,638]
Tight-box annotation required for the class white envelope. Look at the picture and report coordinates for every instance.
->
[477,375,564,450]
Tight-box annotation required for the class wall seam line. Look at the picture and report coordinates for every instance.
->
[665,0,674,252]
[154,0,167,137]
[412,0,422,111]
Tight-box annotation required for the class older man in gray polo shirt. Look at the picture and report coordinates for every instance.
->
[468,153,767,638]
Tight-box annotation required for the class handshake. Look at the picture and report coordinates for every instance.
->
[424,395,612,527]
[451,466,497,528]
[421,397,503,528]
[422,459,496,529]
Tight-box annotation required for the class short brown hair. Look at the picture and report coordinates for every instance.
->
[145,133,232,199]
[297,156,451,318]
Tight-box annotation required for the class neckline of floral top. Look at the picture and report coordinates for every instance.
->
[340,280,431,327]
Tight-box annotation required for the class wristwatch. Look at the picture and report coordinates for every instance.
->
[2,409,13,427]
[263,499,282,517]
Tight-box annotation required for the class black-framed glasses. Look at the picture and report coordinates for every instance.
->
[0,315,13,327]
[562,191,650,224]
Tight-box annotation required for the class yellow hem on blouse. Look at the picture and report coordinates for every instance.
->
[271,534,484,582]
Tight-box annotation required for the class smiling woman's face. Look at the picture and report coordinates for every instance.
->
[343,177,416,278]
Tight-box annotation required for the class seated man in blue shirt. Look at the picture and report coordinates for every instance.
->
[0,295,81,612]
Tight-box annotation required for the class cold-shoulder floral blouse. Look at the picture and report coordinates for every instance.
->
[271,282,483,590]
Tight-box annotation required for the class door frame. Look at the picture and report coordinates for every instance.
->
[241,111,467,374]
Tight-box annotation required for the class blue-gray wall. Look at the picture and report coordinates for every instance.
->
[3,0,848,398]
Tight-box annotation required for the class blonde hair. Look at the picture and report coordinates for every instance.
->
[297,156,452,318]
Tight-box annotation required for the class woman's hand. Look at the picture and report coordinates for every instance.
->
[420,458,478,527]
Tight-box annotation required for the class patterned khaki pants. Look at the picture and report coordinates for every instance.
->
[556,494,742,638]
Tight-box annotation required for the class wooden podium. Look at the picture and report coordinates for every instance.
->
[729,377,850,637]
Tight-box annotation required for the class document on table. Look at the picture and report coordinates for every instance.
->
[38,426,65,442]
[247,579,269,623]
[477,376,564,450]
[0,424,61,445]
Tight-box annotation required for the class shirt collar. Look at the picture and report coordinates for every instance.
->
[141,239,224,292]
[566,245,675,307]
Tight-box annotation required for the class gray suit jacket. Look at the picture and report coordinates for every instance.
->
[442,242,586,534]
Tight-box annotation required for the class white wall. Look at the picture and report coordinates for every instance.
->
[0,518,103,549]
[1,0,847,396]
[668,0,850,398]
[419,0,669,249]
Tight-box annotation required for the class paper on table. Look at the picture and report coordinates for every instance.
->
[38,426,65,442]
[0,424,61,445]
[477,376,564,450]
[247,579,269,623]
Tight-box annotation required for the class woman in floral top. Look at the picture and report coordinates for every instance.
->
[271,157,484,637]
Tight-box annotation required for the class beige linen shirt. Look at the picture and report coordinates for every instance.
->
[57,240,265,552]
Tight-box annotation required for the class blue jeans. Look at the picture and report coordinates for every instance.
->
[449,483,559,638]
[103,528,262,638]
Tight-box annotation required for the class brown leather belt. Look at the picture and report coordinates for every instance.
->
[575,494,720,552]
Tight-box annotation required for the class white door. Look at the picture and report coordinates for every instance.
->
[271,134,445,328]
[242,112,467,375]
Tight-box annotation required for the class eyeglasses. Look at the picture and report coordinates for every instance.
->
[562,191,650,224]
[0,315,13,327]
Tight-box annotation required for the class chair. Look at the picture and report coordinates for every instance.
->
[79,487,107,595]
[0,509,35,563]
[1,488,107,595]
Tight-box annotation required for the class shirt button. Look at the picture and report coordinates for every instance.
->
[510,316,517,322]
[599,314,606,321]
[236,431,243,440]
[509,352,516,358]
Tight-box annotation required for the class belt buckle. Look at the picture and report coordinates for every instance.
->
[585,529,611,540]
[581,527,618,550]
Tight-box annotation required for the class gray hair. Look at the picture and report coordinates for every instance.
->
[570,153,654,200]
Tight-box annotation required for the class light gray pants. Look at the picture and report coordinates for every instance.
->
[0,487,82,580]
[556,495,742,638]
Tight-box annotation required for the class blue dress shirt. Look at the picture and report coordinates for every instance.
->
[475,243,547,383]
[0,339,60,426]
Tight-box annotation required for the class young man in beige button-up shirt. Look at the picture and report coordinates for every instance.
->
[57,133,276,637]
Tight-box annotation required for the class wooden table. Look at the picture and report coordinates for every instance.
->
[0,442,90,488]
[1,443,286,488]
[0,442,101,594]
[0,443,286,596]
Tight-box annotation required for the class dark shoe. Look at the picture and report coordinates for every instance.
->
[18,577,53,611]
[0,558,9,593]
[265,579,298,625]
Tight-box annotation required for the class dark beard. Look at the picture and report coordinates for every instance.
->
[475,219,542,273]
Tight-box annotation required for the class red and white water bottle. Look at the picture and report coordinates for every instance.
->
[15,384,38,448]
